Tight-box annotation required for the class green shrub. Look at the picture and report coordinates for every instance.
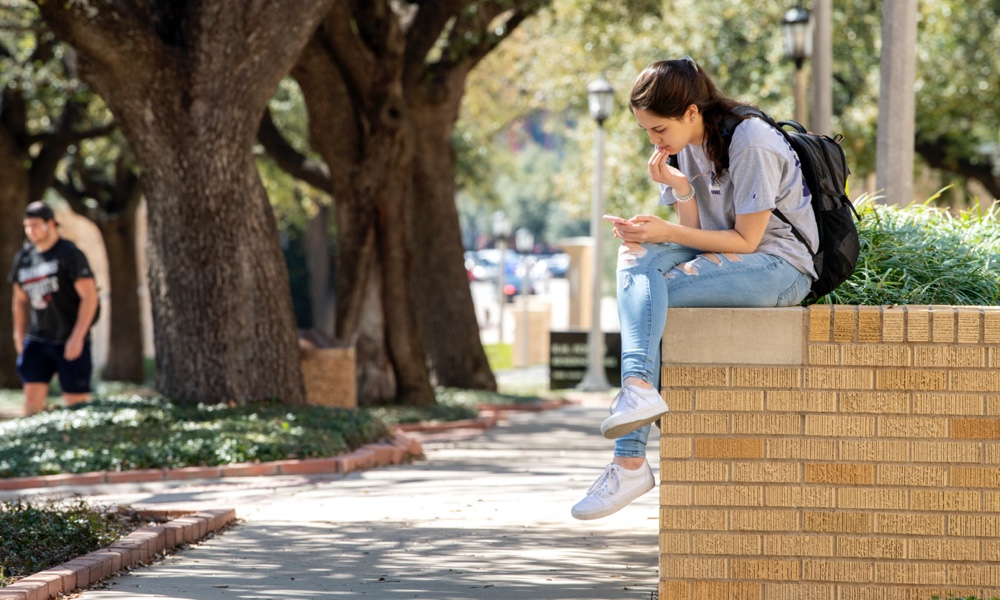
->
[0,499,135,585]
[0,395,390,478]
[822,198,1000,306]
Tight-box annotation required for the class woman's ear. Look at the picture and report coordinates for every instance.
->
[687,105,699,122]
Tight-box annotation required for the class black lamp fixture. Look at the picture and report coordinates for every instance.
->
[586,75,614,126]
[782,4,813,70]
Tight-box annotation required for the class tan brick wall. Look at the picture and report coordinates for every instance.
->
[659,305,1000,600]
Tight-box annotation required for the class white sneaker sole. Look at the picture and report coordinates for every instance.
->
[600,403,669,439]
[571,476,655,520]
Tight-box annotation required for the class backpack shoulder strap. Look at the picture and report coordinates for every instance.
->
[719,106,773,170]
[727,107,819,255]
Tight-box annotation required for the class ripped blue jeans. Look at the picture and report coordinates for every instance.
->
[615,242,811,458]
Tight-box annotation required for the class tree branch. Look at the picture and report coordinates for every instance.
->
[319,1,379,99]
[0,37,14,60]
[0,87,28,147]
[52,175,89,216]
[257,109,334,195]
[915,137,1000,200]
[56,148,142,221]
[27,122,115,146]
[424,1,543,87]
[32,0,163,89]
[237,0,336,69]
[403,0,466,81]
[455,3,537,72]
[28,96,93,202]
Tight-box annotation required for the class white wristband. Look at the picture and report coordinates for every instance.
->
[671,186,695,202]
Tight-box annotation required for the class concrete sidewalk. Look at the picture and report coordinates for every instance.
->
[57,399,660,600]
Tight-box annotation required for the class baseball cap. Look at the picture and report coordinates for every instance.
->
[24,201,56,222]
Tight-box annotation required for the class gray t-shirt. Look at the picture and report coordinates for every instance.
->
[659,117,819,279]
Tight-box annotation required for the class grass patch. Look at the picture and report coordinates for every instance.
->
[822,199,1000,306]
[369,386,543,426]
[483,343,514,371]
[0,498,138,586]
[0,386,548,477]
[0,394,390,479]
[0,389,26,417]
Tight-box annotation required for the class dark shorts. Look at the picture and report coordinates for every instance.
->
[16,338,92,394]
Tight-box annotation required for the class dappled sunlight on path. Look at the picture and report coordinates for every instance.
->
[77,404,661,600]
[93,521,656,599]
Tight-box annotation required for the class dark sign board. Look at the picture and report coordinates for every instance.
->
[549,330,621,390]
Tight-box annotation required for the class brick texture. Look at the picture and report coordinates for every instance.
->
[659,305,1000,599]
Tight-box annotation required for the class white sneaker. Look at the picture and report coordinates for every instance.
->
[571,460,655,520]
[600,385,669,439]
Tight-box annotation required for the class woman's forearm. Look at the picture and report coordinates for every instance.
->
[657,225,760,254]
[674,199,700,229]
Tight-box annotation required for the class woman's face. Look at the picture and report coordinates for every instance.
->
[633,107,701,155]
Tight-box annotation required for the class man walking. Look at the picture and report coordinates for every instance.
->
[9,202,99,415]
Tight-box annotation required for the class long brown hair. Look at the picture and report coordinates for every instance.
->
[629,58,749,177]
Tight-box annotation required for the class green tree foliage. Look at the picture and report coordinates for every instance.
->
[914,3,1000,198]
[258,77,331,234]
[457,0,998,238]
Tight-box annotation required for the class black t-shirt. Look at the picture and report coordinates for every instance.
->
[7,238,96,343]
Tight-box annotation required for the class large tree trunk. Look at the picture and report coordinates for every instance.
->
[143,145,303,403]
[293,11,435,406]
[97,211,144,382]
[409,100,496,390]
[305,204,336,337]
[290,2,545,404]
[0,115,29,390]
[35,0,335,404]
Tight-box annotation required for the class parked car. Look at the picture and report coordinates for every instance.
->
[533,252,569,278]
[466,249,541,301]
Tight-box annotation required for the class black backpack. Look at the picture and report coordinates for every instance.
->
[693,106,861,303]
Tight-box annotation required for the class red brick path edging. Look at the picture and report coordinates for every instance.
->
[0,400,575,493]
[0,508,235,600]
[0,430,423,492]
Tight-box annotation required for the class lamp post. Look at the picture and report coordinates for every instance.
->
[492,211,511,343]
[515,227,534,367]
[782,4,812,126]
[577,75,613,393]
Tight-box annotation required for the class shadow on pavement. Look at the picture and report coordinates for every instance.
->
[95,521,657,599]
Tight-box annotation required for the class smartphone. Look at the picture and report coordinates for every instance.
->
[602,214,629,225]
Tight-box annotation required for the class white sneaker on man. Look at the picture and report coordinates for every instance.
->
[600,385,669,439]
[571,460,655,520]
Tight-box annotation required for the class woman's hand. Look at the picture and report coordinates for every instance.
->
[612,214,678,245]
[648,147,690,193]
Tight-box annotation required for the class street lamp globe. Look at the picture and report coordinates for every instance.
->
[782,5,813,69]
[587,76,614,126]
[492,210,511,238]
[515,228,534,254]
